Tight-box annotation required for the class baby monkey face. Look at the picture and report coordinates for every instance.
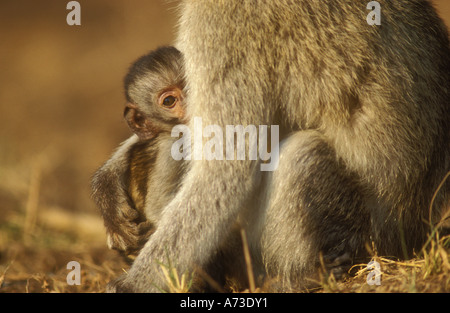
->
[124,84,185,140]
[123,46,186,140]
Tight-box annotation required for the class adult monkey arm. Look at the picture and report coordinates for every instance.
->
[109,3,274,292]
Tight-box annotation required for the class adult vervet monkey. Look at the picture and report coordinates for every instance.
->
[107,0,450,292]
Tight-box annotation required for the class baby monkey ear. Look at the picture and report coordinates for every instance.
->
[124,103,158,140]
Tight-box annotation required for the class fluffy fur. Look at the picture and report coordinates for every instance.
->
[105,0,449,292]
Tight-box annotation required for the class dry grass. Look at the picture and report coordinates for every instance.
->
[159,261,194,293]
[335,235,450,293]
[0,168,127,293]
[1,146,447,294]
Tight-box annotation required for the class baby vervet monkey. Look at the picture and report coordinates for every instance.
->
[91,47,187,255]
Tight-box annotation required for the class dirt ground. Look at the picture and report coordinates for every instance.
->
[0,1,449,293]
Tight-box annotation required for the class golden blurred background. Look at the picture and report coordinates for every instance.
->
[0,1,448,292]
[0,0,177,216]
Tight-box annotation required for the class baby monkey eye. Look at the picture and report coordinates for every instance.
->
[158,89,182,111]
[163,95,177,107]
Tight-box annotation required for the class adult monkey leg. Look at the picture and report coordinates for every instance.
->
[259,131,369,290]
[108,1,449,292]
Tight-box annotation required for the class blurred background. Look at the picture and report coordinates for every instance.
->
[0,1,448,292]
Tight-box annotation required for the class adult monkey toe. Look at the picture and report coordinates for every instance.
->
[107,0,449,292]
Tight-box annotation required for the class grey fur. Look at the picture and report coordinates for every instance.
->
[105,0,449,292]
